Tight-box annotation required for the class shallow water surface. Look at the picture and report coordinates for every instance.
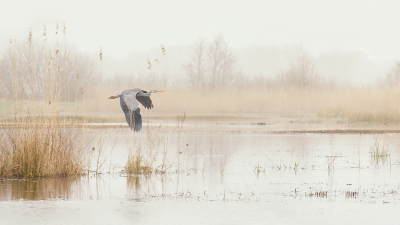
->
[1,122,400,224]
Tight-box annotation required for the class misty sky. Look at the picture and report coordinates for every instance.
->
[1,0,400,82]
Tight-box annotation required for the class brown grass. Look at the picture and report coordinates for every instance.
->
[125,126,163,174]
[0,111,89,178]
[96,85,400,123]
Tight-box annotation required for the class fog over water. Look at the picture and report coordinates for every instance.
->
[3,2,400,224]
[1,0,400,84]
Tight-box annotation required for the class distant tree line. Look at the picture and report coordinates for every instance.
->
[182,37,324,91]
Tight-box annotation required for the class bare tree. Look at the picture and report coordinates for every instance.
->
[183,36,238,90]
[276,51,319,90]
[220,47,237,87]
[183,38,207,88]
[206,35,238,89]
[382,62,400,87]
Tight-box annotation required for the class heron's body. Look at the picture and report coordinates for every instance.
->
[109,88,162,132]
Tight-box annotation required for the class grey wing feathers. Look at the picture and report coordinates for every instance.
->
[120,90,142,132]
[136,94,154,109]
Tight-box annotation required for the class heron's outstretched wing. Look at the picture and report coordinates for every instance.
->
[120,90,142,132]
[136,90,154,109]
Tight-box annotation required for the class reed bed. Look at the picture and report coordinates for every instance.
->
[0,111,89,178]
[96,85,400,123]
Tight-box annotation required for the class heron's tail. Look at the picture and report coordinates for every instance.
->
[133,108,142,132]
[126,108,142,132]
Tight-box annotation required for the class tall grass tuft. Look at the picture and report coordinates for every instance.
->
[0,112,88,178]
[125,126,163,174]
[125,114,187,175]
[126,144,152,174]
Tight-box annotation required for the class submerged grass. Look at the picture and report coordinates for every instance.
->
[126,138,155,174]
[370,136,390,166]
[125,114,187,175]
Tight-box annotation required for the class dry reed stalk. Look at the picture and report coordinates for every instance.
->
[220,150,234,175]
[90,128,118,174]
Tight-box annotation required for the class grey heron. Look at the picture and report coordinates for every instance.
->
[109,88,164,132]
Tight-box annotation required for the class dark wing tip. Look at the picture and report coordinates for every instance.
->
[125,109,142,132]
[133,108,142,132]
[136,95,154,110]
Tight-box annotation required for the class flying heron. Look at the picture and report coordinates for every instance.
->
[109,88,164,132]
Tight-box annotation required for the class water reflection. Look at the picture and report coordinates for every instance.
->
[126,174,180,199]
[0,177,84,200]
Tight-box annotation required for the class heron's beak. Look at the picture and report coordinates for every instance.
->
[108,96,116,99]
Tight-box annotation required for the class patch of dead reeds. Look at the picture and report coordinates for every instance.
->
[0,111,89,178]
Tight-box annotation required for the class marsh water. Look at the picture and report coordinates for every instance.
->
[2,117,400,224]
